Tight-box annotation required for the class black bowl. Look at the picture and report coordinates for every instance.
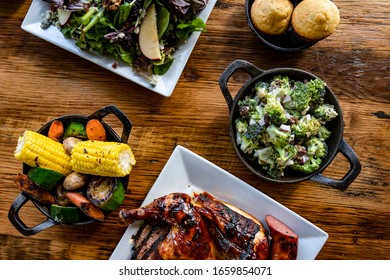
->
[245,0,316,52]
[8,105,132,236]
[219,60,361,189]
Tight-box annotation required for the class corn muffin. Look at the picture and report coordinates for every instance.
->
[250,0,294,35]
[292,0,340,41]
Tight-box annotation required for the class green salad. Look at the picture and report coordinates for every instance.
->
[41,0,208,85]
[235,75,338,179]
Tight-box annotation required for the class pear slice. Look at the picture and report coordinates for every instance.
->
[139,4,162,60]
[57,8,72,26]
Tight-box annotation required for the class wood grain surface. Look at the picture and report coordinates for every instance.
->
[0,0,389,260]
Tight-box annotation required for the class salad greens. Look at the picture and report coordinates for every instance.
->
[235,75,338,179]
[41,0,208,85]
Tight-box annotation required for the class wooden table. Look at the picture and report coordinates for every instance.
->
[0,0,389,260]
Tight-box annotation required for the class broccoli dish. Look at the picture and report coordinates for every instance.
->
[235,75,338,179]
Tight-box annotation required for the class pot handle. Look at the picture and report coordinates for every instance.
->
[8,192,57,236]
[219,60,264,111]
[89,104,132,143]
[310,138,361,190]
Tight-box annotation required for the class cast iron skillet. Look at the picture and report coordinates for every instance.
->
[8,105,132,236]
[219,60,361,190]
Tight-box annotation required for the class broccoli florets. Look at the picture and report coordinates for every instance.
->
[265,75,291,100]
[307,78,326,108]
[238,96,264,121]
[290,155,322,174]
[235,118,248,133]
[236,132,259,154]
[275,144,298,170]
[291,115,321,140]
[255,81,270,98]
[250,105,264,122]
[266,124,291,147]
[254,144,297,178]
[313,103,338,122]
[271,75,291,90]
[254,146,282,178]
[236,123,267,154]
[238,97,257,117]
[282,78,327,114]
[255,146,277,166]
[318,125,332,140]
[264,97,288,126]
[306,137,328,158]
[234,75,332,178]
[283,81,311,114]
[244,123,266,141]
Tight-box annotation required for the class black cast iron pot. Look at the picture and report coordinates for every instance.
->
[219,60,361,190]
[8,105,132,236]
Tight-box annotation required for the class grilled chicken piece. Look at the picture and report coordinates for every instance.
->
[193,192,270,260]
[119,193,216,260]
[131,220,170,260]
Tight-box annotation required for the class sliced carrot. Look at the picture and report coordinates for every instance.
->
[64,191,105,221]
[47,120,64,140]
[86,119,107,141]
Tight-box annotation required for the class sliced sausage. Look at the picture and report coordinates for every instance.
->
[265,215,298,260]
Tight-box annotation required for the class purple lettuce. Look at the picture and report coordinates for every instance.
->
[43,0,88,11]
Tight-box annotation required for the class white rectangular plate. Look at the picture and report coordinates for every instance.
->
[21,0,217,97]
[110,145,328,260]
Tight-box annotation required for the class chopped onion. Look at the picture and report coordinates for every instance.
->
[286,159,294,166]
[301,107,310,115]
[283,94,292,103]
[257,88,266,98]
[280,124,291,132]
[301,155,309,163]
[259,117,266,126]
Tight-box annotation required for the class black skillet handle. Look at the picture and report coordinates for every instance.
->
[89,104,132,143]
[8,192,57,236]
[219,60,264,111]
[310,138,362,190]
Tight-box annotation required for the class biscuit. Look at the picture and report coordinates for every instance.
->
[250,0,294,36]
[292,0,340,41]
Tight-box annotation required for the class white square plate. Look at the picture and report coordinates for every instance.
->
[110,145,328,260]
[21,0,217,97]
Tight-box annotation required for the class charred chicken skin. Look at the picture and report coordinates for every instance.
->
[119,192,297,260]
[193,192,270,260]
[118,193,216,260]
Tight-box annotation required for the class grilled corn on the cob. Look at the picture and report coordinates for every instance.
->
[14,130,72,175]
[71,140,136,177]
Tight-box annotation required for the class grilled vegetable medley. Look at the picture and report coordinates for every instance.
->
[41,0,208,84]
[235,75,338,179]
[13,119,136,223]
